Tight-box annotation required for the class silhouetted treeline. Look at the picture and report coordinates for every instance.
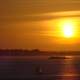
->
[0,49,41,56]
[0,49,80,56]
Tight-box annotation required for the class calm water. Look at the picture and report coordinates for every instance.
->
[0,55,80,80]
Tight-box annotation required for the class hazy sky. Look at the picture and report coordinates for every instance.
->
[0,0,80,51]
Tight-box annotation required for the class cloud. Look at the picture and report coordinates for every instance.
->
[0,0,80,16]
[0,10,80,22]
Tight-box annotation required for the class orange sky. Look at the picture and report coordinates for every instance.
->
[0,0,80,51]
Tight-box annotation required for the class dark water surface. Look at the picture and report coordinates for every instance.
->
[0,56,80,80]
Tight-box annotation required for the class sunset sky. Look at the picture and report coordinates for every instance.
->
[0,0,80,51]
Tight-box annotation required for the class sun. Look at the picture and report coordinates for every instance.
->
[59,19,76,38]
[63,22,74,38]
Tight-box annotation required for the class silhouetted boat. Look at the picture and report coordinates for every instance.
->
[48,56,67,60]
